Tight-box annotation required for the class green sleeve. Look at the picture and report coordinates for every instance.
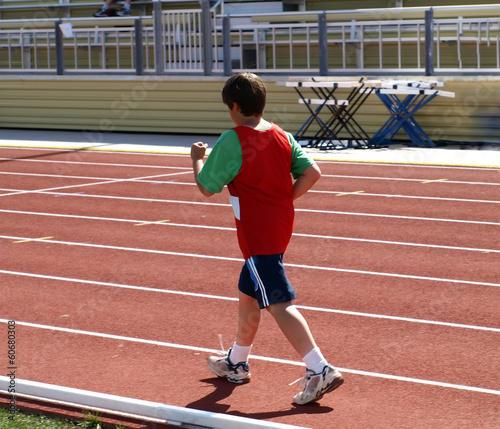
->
[288,132,316,179]
[197,129,242,194]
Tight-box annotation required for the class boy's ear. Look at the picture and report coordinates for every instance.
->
[231,102,241,113]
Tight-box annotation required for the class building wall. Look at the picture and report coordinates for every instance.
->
[1,75,498,144]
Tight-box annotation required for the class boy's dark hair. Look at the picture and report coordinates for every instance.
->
[222,72,266,116]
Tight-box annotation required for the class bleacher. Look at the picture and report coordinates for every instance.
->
[0,0,197,22]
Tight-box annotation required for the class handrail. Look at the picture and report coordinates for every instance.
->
[0,0,203,10]
[251,4,500,22]
[1,1,499,17]
[0,1,151,10]
[1,5,500,76]
[0,16,153,29]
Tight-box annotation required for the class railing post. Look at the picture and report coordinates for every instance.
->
[153,0,164,75]
[54,20,64,75]
[425,8,434,76]
[222,15,231,76]
[135,18,143,75]
[318,12,328,76]
[200,0,213,76]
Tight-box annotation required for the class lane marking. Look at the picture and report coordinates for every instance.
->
[297,208,500,226]
[0,171,192,199]
[35,177,498,206]
[0,318,498,396]
[0,171,192,184]
[3,171,500,204]
[421,178,449,184]
[310,189,500,205]
[1,157,498,185]
[1,190,499,226]
[0,269,498,333]
[55,192,85,197]
[1,235,499,288]
[322,174,500,186]
[0,146,192,160]
[0,209,498,253]
[134,220,170,226]
[335,191,365,197]
[13,236,54,244]
[317,159,500,170]
[2,145,500,169]
[0,157,191,170]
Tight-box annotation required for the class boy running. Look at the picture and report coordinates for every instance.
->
[190,72,343,405]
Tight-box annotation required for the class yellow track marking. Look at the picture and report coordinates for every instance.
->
[134,220,170,226]
[421,178,448,184]
[13,236,54,244]
[335,190,365,197]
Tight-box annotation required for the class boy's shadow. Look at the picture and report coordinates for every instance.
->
[185,378,334,420]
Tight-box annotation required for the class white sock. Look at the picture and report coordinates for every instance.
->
[122,3,131,10]
[229,343,252,364]
[303,347,329,374]
[102,4,109,10]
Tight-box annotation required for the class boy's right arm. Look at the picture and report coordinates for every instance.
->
[191,142,214,197]
[292,163,321,200]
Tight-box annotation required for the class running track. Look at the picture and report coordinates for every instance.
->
[0,145,499,428]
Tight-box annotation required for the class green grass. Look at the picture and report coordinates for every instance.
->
[0,407,125,429]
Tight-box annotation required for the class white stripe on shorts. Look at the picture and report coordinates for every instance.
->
[246,256,270,308]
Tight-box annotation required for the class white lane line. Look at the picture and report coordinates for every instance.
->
[1,235,499,288]
[3,171,500,204]
[0,146,188,158]
[1,269,498,333]
[0,209,498,253]
[293,231,500,253]
[1,157,497,185]
[310,189,500,205]
[318,160,500,172]
[0,269,236,302]
[0,189,231,206]
[322,174,500,186]
[1,318,498,396]
[0,171,192,183]
[2,146,498,171]
[0,157,191,170]
[296,208,500,226]
[165,181,500,204]
[0,171,191,198]
[296,304,500,333]
[0,188,498,226]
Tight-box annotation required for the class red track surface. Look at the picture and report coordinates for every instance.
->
[1,146,499,428]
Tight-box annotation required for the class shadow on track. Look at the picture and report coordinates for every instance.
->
[185,378,334,421]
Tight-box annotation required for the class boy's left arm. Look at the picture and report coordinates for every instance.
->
[191,142,214,197]
[292,163,321,200]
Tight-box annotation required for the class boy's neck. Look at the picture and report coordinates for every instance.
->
[237,115,271,130]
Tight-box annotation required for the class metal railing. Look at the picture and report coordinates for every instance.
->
[1,3,500,75]
[215,11,500,75]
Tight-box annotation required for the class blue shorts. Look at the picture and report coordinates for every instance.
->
[238,254,296,309]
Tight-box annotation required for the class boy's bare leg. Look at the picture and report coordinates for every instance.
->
[266,301,316,358]
[266,301,343,404]
[236,291,261,347]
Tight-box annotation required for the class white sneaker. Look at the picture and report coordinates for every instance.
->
[207,349,251,384]
[116,7,131,16]
[293,364,343,405]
